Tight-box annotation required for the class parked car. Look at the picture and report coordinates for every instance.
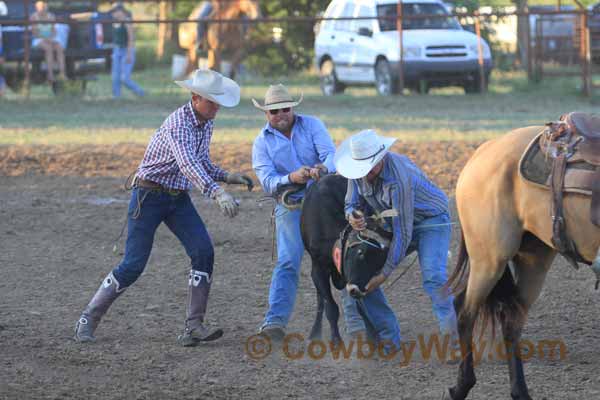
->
[0,0,112,92]
[314,0,493,95]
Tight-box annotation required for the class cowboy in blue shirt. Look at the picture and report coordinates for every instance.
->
[252,84,336,339]
[335,129,457,349]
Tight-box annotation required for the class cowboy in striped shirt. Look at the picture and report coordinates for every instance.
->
[74,70,253,346]
[335,129,457,351]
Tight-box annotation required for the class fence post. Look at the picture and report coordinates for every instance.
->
[396,1,404,95]
[156,0,171,60]
[582,11,592,97]
[535,17,543,82]
[23,0,31,98]
[525,8,533,81]
[474,13,486,93]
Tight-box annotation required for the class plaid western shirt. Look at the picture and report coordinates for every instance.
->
[136,101,227,198]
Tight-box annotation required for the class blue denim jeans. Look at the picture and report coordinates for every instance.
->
[112,188,214,288]
[111,47,145,98]
[342,212,457,343]
[262,204,305,329]
[342,288,401,350]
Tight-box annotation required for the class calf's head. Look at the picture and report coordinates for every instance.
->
[342,229,390,298]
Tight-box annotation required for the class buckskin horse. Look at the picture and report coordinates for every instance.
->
[178,0,261,77]
[443,112,600,400]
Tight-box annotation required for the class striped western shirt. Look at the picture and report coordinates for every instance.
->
[136,101,227,198]
[345,152,449,277]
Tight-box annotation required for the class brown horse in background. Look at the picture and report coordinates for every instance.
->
[178,0,261,77]
[443,125,600,400]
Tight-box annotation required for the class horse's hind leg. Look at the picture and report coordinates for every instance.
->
[500,235,555,400]
[448,255,507,400]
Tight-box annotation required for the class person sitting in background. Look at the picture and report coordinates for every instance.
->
[110,2,145,98]
[30,1,66,83]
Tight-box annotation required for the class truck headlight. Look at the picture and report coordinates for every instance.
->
[402,46,421,59]
[469,43,491,59]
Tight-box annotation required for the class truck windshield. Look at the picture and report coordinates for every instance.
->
[377,3,461,31]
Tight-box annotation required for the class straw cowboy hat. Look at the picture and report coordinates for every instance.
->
[334,129,397,179]
[252,84,303,111]
[175,69,240,107]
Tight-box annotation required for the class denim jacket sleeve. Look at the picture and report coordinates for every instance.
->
[382,182,414,277]
[310,118,336,173]
[344,179,364,218]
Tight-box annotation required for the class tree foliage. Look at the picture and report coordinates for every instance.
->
[172,0,331,75]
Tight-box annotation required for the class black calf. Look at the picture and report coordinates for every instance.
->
[300,174,348,343]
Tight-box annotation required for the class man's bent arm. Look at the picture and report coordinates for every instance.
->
[252,136,290,195]
[168,126,220,197]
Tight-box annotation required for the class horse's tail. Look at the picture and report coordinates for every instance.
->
[446,229,523,339]
[446,229,469,296]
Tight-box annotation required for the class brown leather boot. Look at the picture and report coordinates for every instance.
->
[177,270,223,346]
[74,272,125,343]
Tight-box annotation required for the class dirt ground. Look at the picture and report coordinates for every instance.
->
[1,142,600,400]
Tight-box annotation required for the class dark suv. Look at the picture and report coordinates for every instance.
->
[0,0,112,91]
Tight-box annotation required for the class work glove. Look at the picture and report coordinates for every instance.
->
[225,172,254,192]
[213,187,239,218]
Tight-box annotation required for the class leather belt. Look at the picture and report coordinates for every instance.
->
[133,177,186,196]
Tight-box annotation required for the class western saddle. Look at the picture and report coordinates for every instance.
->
[533,112,600,270]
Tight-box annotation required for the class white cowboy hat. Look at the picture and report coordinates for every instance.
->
[252,84,303,111]
[175,69,240,107]
[334,129,397,179]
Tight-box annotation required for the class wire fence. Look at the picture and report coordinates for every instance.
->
[2,0,600,97]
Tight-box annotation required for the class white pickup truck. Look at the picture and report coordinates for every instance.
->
[314,0,493,95]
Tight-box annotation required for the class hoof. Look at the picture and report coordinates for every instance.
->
[330,335,343,346]
[440,388,454,400]
[308,330,322,341]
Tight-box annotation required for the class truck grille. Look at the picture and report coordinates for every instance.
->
[425,45,467,58]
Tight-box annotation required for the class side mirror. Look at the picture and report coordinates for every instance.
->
[357,27,373,37]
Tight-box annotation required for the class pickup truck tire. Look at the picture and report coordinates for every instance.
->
[374,59,399,96]
[320,59,344,96]
[463,72,488,94]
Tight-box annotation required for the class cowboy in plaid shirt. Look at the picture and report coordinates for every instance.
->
[74,70,253,346]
